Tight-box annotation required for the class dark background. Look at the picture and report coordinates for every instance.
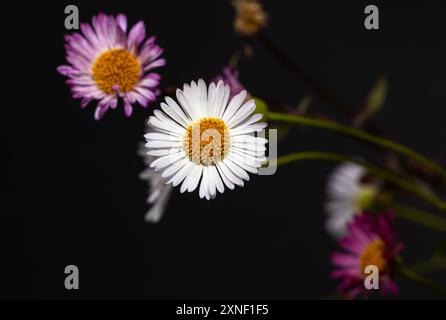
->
[12,0,446,299]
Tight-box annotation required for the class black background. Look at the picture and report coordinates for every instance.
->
[12,0,446,299]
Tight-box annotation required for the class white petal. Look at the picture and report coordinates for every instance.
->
[149,117,184,136]
[199,166,209,199]
[231,136,268,145]
[154,110,186,133]
[146,148,181,157]
[148,186,161,203]
[216,163,235,190]
[186,82,203,116]
[197,79,208,115]
[144,132,182,142]
[180,164,202,193]
[208,82,217,116]
[160,102,188,128]
[226,100,256,128]
[217,85,230,119]
[145,187,172,223]
[162,158,188,178]
[325,216,350,238]
[165,96,192,124]
[222,90,247,122]
[207,166,217,197]
[209,165,224,193]
[230,122,268,136]
[227,153,259,174]
[189,165,203,192]
[235,113,264,128]
[168,161,194,187]
[176,88,197,120]
[231,146,266,161]
[150,152,184,170]
[223,158,250,181]
[231,141,267,152]
[145,140,184,148]
[216,161,244,187]
[211,81,224,117]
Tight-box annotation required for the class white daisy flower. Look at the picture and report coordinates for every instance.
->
[138,143,172,223]
[325,162,379,238]
[144,79,268,200]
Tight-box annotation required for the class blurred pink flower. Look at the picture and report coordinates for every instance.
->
[331,211,403,299]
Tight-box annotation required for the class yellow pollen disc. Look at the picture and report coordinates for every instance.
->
[184,117,230,166]
[359,239,388,276]
[92,49,141,94]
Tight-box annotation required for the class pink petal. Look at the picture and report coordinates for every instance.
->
[94,105,109,120]
[127,21,146,50]
[116,14,127,32]
[57,65,73,76]
[124,102,133,117]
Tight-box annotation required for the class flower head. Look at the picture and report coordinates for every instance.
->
[331,211,403,299]
[138,143,172,223]
[212,67,246,101]
[325,163,379,238]
[57,13,165,120]
[144,79,268,200]
[232,0,267,36]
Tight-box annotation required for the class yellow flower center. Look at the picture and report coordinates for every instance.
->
[92,49,141,94]
[184,117,230,166]
[359,239,388,276]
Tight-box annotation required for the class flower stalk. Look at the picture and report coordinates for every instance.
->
[271,151,446,211]
[267,111,446,180]
[393,203,446,234]
[410,254,446,274]
[396,264,446,298]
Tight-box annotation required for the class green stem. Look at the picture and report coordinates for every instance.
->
[267,111,446,180]
[411,256,446,274]
[397,264,446,298]
[272,151,446,211]
[394,203,446,234]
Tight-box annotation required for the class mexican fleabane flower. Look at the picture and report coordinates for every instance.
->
[57,13,165,120]
[325,163,380,238]
[144,79,268,200]
[138,143,172,223]
[331,211,403,299]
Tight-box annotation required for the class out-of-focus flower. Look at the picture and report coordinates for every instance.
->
[331,211,403,299]
[212,67,246,100]
[57,13,165,120]
[232,0,267,36]
[144,79,268,200]
[138,143,172,223]
[325,163,379,238]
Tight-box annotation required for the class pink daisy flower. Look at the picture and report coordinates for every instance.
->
[331,211,403,299]
[213,67,246,100]
[57,13,165,120]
